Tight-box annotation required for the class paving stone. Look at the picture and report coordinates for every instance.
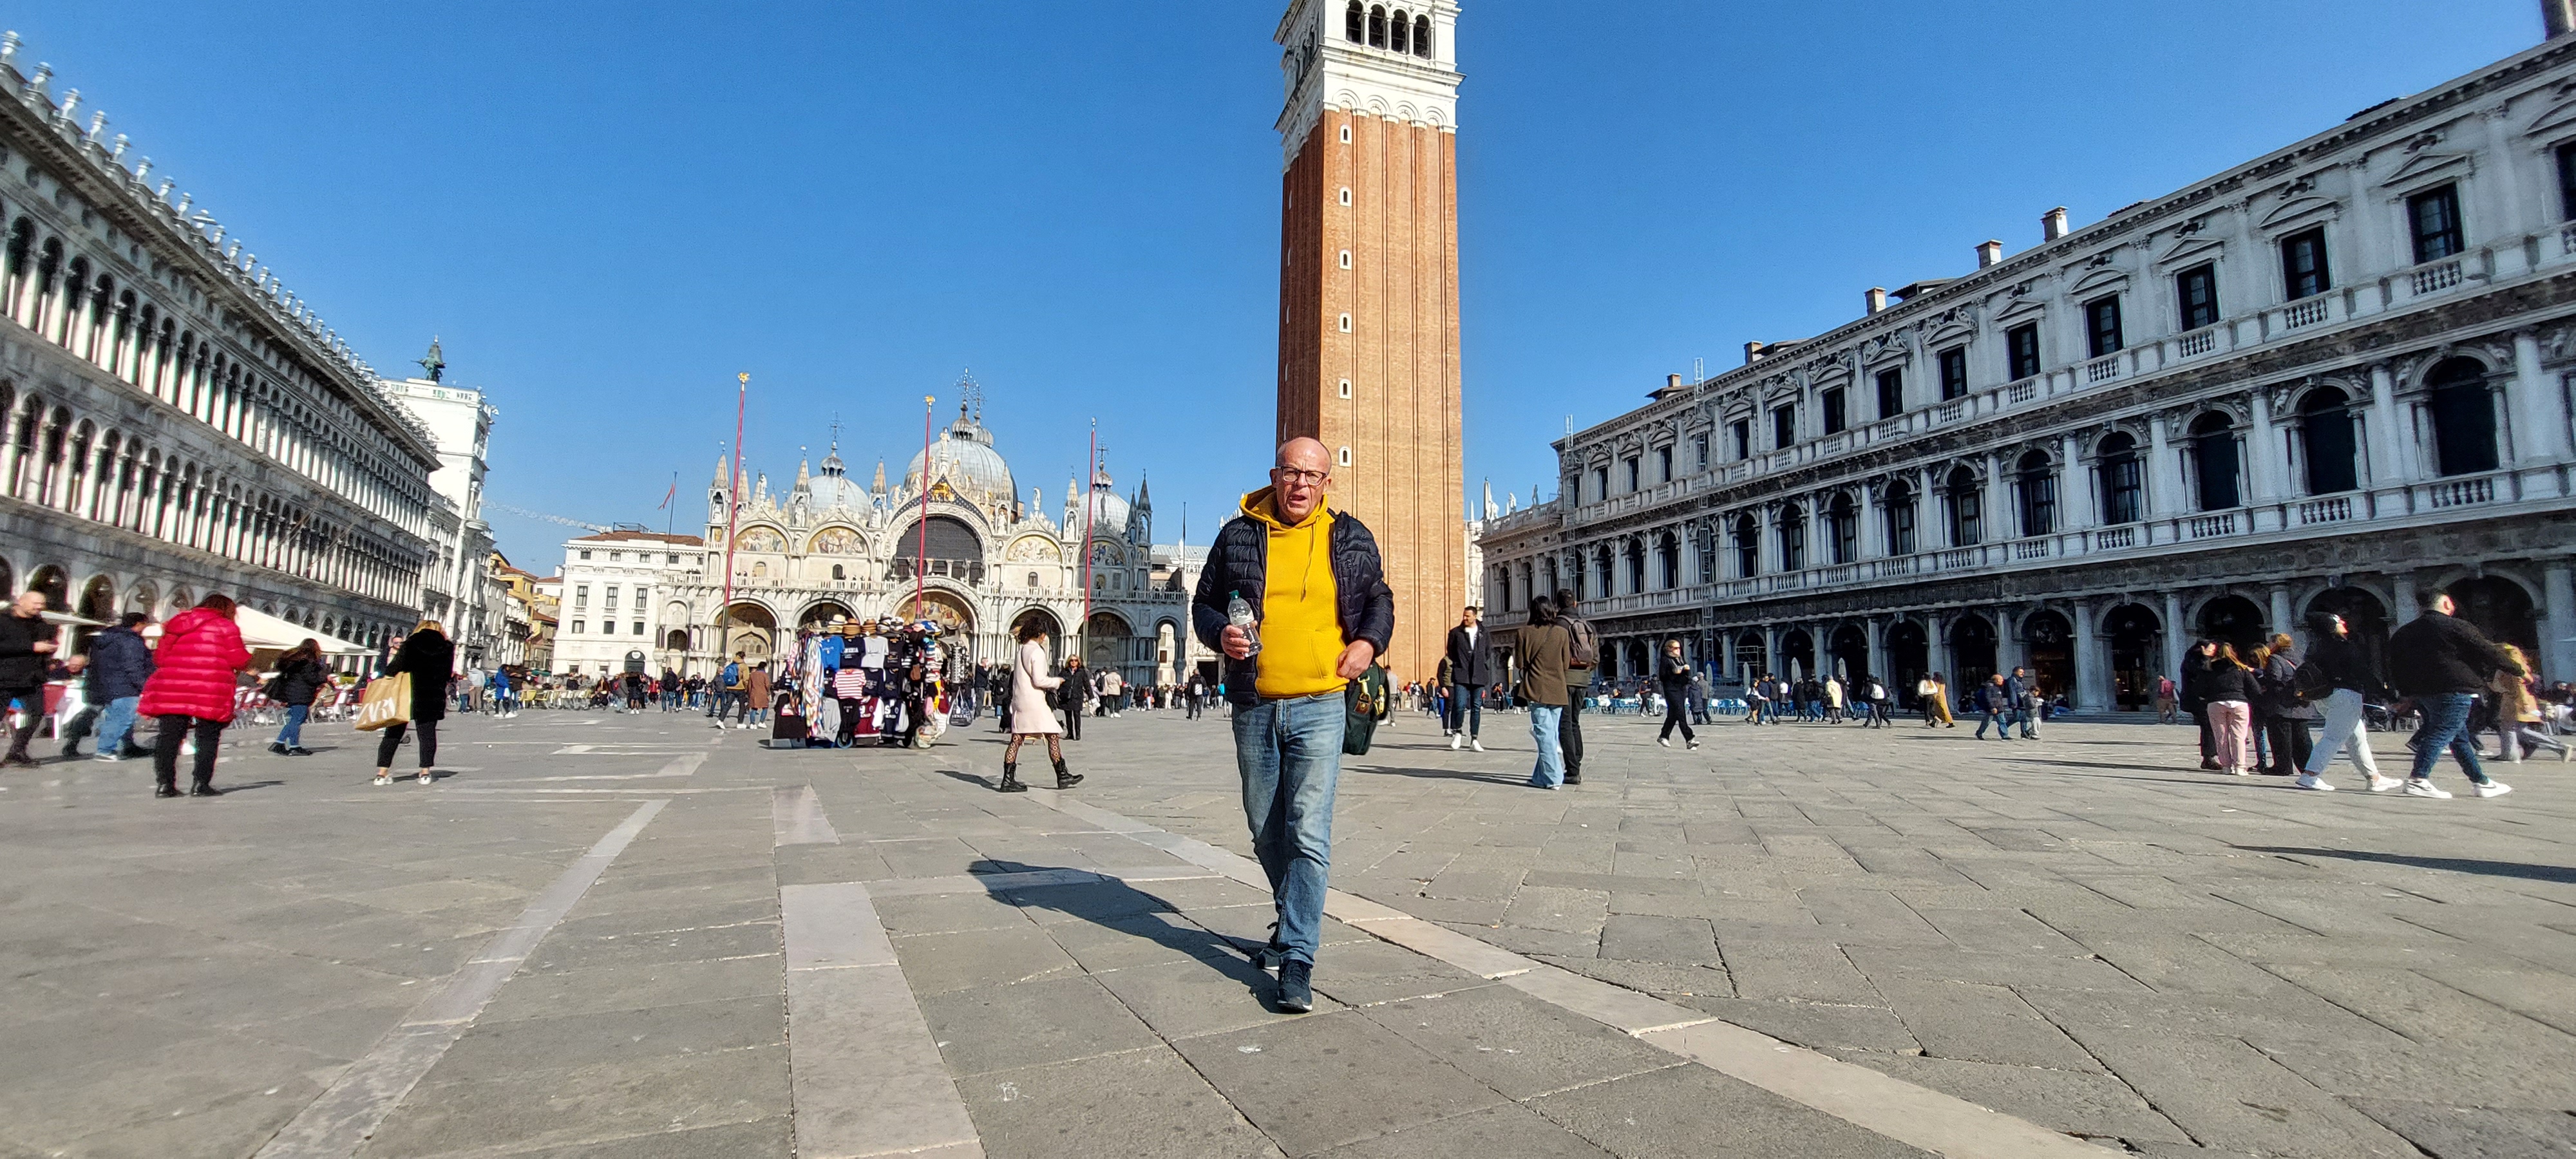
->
[1666,995,1922,1053]
[1526,1062,1932,1158]
[2056,1026,2420,1159]
[869,889,1032,936]
[1173,1011,1508,1157]
[1823,1049,2187,1144]
[1869,978,2102,1071]
[431,995,785,1077]
[362,1044,790,1158]
[891,925,1084,995]
[1596,914,1719,966]
[1361,984,1684,1098]
[1527,954,1733,998]
[1718,940,1881,1004]
[1046,909,1245,973]
[2346,1096,2576,1158]
[1315,1102,1615,1158]
[916,974,1162,1077]
[1095,954,1314,1037]
[958,1045,1282,1159]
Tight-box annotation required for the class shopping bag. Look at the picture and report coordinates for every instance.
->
[354,673,413,731]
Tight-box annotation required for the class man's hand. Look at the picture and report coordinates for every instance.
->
[1335,640,1377,680]
[1221,625,1253,660]
[32,640,54,654]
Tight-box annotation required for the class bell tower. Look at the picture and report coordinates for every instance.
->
[1274,0,1464,684]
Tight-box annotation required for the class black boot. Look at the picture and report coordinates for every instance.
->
[155,770,181,798]
[1054,758,1082,789]
[996,762,1028,793]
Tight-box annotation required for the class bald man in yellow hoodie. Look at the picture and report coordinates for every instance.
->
[1192,437,1395,1013]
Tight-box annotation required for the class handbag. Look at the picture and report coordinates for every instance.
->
[354,673,413,732]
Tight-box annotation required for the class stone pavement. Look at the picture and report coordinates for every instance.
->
[0,702,2569,1158]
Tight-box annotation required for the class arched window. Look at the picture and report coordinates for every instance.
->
[1389,9,1408,53]
[1624,538,1645,593]
[1732,514,1759,577]
[1592,545,1612,597]
[2014,449,2056,536]
[1827,493,1858,564]
[1414,15,1432,55]
[1656,531,1680,589]
[1944,466,1982,546]
[2297,387,2360,495]
[2096,433,2143,524]
[830,563,845,580]
[1883,481,1918,555]
[1777,504,1807,571]
[1368,5,1387,47]
[2190,413,2240,510]
[2423,357,2499,476]
[1346,0,1363,41]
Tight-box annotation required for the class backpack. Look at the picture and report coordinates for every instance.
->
[2290,657,2334,704]
[1563,616,1599,668]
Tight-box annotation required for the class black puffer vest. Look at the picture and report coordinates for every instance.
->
[1191,502,1396,706]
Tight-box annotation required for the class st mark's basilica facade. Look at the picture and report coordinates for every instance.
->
[577,396,1202,689]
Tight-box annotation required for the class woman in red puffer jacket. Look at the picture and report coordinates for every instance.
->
[137,594,254,798]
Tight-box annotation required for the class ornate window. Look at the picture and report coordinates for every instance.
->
[1414,14,1432,56]
[1368,5,1387,46]
[1826,493,1858,565]
[1777,505,1806,572]
[2407,185,2464,263]
[1346,0,1363,41]
[1944,466,1982,546]
[2424,357,2498,476]
[1883,482,1918,556]
[2190,413,2241,510]
[2280,227,2331,299]
[2097,433,2143,523]
[2297,388,2360,495]
[2015,450,2056,536]
[1389,8,1408,52]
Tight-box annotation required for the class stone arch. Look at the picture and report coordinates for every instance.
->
[2193,593,2268,650]
[1947,613,1998,690]
[715,600,779,663]
[2441,573,2541,670]
[799,599,857,630]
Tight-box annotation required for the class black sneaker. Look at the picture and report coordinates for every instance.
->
[1276,960,1314,1013]
[269,742,287,755]
[1564,771,1582,786]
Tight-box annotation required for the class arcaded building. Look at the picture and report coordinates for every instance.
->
[1478,21,2576,710]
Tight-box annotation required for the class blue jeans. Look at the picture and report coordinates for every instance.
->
[1976,710,2012,740]
[1528,704,1566,787]
[274,703,310,748]
[2406,692,2490,784]
[1446,682,1482,737]
[96,696,140,754]
[1231,693,1346,967]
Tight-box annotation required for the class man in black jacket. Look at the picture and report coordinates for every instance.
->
[61,612,155,762]
[1,590,60,768]
[2387,589,2519,799]
[1192,437,1394,1014]
[1444,605,1492,751]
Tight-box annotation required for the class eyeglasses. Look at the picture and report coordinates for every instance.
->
[1275,467,1329,485]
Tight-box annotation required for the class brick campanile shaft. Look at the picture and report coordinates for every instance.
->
[1272,0,1465,685]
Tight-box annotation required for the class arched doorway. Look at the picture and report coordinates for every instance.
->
[26,564,68,610]
[2447,576,2539,673]
[2022,610,2073,701]
[798,600,856,632]
[716,602,777,663]
[2307,587,2390,688]
[1886,620,1929,706]
[76,575,113,620]
[2196,594,2266,651]
[1828,624,1870,684]
[904,590,978,664]
[1155,620,1179,686]
[1734,630,1768,684]
[1012,607,1065,664]
[1949,615,1997,691]
[2102,603,2161,710]
[1777,628,1815,681]
[1084,610,1132,673]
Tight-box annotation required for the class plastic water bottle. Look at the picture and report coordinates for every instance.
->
[1227,591,1262,657]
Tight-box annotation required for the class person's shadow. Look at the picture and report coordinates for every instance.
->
[968,858,1290,1010]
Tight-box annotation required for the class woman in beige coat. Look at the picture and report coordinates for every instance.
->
[1000,621,1078,793]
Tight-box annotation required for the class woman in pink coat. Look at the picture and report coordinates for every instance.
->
[137,594,254,798]
[998,620,1077,793]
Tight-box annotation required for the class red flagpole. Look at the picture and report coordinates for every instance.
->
[914,394,934,619]
[1077,422,1096,656]
[719,372,747,664]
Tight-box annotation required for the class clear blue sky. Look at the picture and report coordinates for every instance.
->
[15,1,2543,568]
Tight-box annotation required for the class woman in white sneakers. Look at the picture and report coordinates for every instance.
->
[2294,612,2396,792]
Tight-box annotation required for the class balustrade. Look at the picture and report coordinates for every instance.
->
[2092,525,2136,550]
[2176,329,2215,357]
[2011,537,2051,560]
[2186,512,2238,539]
[2410,258,2463,296]
[2086,356,2121,384]
[2005,378,2038,403]
[2295,495,2353,524]
[2426,475,2494,508]
[2283,298,2329,329]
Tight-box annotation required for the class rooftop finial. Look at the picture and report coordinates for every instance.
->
[419,335,444,382]
[84,109,105,140]
[2,32,21,65]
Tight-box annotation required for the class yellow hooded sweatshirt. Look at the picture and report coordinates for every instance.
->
[1242,486,1344,699]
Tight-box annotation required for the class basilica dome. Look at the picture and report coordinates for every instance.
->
[907,408,1016,506]
[804,448,871,512]
[1074,470,1130,536]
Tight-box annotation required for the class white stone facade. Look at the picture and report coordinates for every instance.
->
[385,366,503,664]
[1275,0,1461,161]
[549,402,1192,689]
[1479,30,2576,710]
[0,37,441,658]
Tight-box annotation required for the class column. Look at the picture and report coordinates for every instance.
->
[2147,413,2184,519]
[1719,630,1737,682]
[1999,607,2028,677]
[2161,590,2187,680]
[1985,453,2012,544]
[1859,483,1885,560]
[2544,563,2575,682]
[2245,390,2284,504]
[2058,435,2092,532]
[1866,616,1889,686]
[2512,332,2570,463]
[1763,623,1782,679]
[2073,599,2108,711]
[2267,585,2293,639]
[2393,572,2420,624]
[2368,363,2410,484]
[1814,619,1832,681]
